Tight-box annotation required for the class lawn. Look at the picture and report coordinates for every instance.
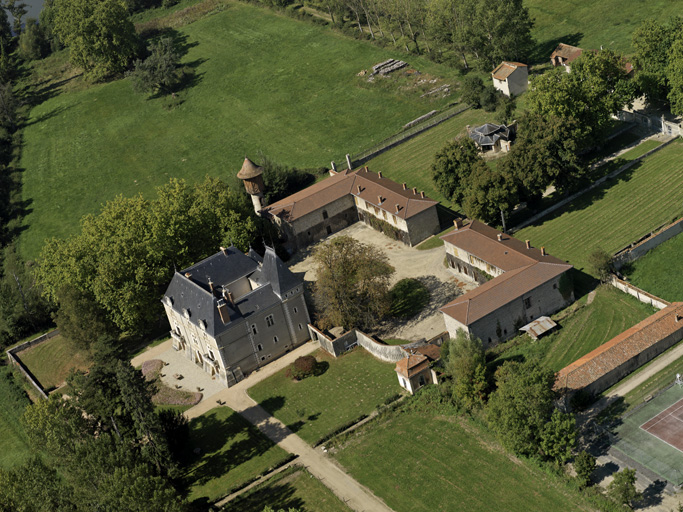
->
[526,0,678,60]
[248,348,399,445]
[491,285,656,372]
[17,335,91,391]
[0,366,32,469]
[183,406,290,503]
[221,466,349,512]
[622,232,683,302]
[334,407,595,512]
[365,108,493,209]
[18,1,462,260]
[516,140,683,274]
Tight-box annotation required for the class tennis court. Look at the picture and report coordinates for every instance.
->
[613,384,683,485]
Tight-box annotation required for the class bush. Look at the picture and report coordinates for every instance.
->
[573,450,596,489]
[460,76,484,108]
[287,355,317,380]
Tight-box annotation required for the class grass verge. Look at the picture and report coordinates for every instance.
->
[248,348,399,444]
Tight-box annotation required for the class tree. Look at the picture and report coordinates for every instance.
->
[0,82,18,130]
[461,165,518,225]
[431,136,486,205]
[459,75,484,107]
[527,49,635,149]
[127,37,181,95]
[313,236,394,330]
[502,113,583,200]
[52,0,139,81]
[607,468,641,508]
[5,0,27,35]
[539,408,576,464]
[487,360,560,458]
[0,6,12,49]
[666,38,683,116]
[574,450,596,489]
[445,330,488,411]
[588,248,612,282]
[18,19,49,61]
[53,285,116,348]
[260,156,316,205]
[0,457,74,512]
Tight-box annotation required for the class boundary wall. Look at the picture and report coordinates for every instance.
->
[5,329,60,400]
[610,276,670,310]
[612,217,683,270]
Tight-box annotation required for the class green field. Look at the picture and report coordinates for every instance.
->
[334,407,594,512]
[516,140,683,274]
[526,0,679,59]
[17,335,91,391]
[248,348,399,445]
[18,1,461,260]
[365,108,492,208]
[0,367,32,469]
[221,466,349,512]
[493,285,655,371]
[623,232,683,302]
[184,407,290,503]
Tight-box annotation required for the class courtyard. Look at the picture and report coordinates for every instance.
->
[288,222,474,341]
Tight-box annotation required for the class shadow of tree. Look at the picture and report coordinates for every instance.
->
[221,473,306,512]
[636,479,666,509]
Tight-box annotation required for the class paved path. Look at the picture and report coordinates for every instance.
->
[183,341,393,512]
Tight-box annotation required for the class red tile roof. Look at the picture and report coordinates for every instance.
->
[412,344,441,361]
[395,354,430,378]
[555,303,683,392]
[492,61,527,80]
[262,167,438,222]
[551,43,583,64]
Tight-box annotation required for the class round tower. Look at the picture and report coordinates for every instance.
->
[237,156,265,215]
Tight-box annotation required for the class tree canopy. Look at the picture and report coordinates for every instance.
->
[444,330,489,411]
[37,177,256,334]
[312,236,394,330]
[52,0,139,81]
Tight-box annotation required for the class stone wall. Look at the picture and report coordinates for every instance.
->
[610,276,670,310]
[310,324,409,362]
[355,331,408,363]
[615,110,683,137]
[612,217,683,270]
[290,196,357,251]
[405,206,441,246]
[5,330,60,400]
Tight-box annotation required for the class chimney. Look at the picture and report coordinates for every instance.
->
[185,272,191,278]
[357,184,362,194]
[402,183,407,190]
[395,203,400,212]
[453,218,462,230]
[378,171,383,178]
[412,187,417,195]
[330,161,337,172]
[227,291,235,307]
[541,246,546,256]
[345,154,353,170]
[377,195,383,204]
[217,299,230,324]
[220,246,227,255]
[676,314,681,323]
[208,280,214,292]
[525,240,531,249]
[497,233,503,241]
[420,191,425,198]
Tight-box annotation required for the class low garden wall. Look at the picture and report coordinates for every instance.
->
[610,276,670,310]
[309,324,409,362]
[5,329,60,400]
[612,217,683,270]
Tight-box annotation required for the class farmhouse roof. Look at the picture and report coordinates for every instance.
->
[411,343,441,361]
[550,43,583,64]
[395,354,430,378]
[262,167,438,222]
[555,303,683,392]
[468,123,513,147]
[237,156,263,180]
[492,61,527,80]
[440,260,571,326]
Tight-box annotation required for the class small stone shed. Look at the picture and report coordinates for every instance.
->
[395,344,441,394]
[491,61,528,97]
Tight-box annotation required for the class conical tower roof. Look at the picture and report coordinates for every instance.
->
[237,157,263,180]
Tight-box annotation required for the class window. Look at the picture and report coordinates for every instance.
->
[322,210,329,220]
[273,336,279,343]
[553,283,557,289]
[265,315,275,327]
[382,210,387,220]
[261,356,266,361]
[326,225,332,235]
[251,324,258,335]
[257,344,263,351]
[293,307,298,314]
[503,329,507,335]
[208,349,215,361]
[298,323,303,330]
[191,333,198,345]
[523,297,531,308]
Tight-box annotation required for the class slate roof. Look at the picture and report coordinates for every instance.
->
[395,354,430,378]
[492,61,527,80]
[550,43,583,64]
[468,123,513,147]
[262,167,438,223]
[163,246,302,337]
[440,220,572,327]
[555,303,683,392]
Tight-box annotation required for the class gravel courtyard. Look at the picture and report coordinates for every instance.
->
[288,223,475,342]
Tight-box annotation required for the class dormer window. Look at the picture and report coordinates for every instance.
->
[199,319,207,331]
[165,296,173,306]
[183,308,190,319]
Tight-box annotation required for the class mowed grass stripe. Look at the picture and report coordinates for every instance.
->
[623,232,683,302]
[365,108,494,208]
[19,1,461,260]
[516,140,683,274]
[334,410,594,511]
